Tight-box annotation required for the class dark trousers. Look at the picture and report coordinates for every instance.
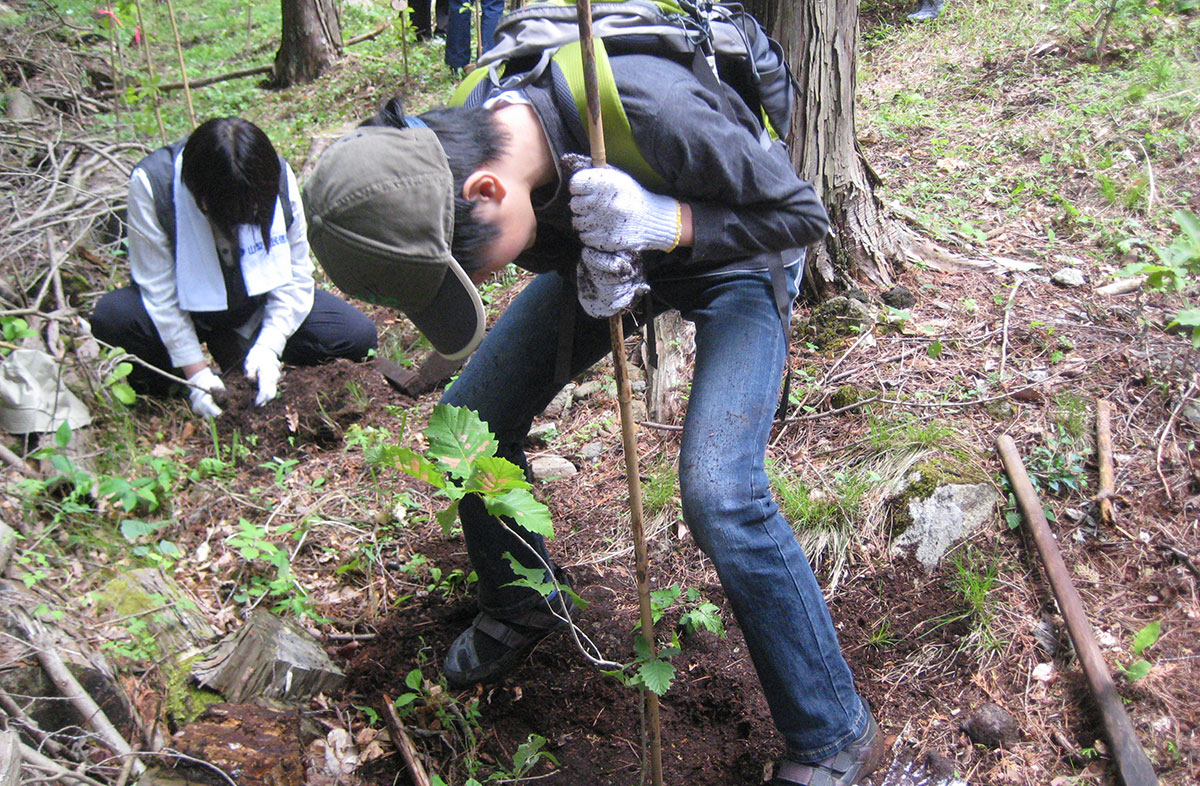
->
[89,287,378,396]
[411,0,450,38]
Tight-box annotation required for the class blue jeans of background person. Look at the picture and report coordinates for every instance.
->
[445,0,504,69]
[440,265,868,762]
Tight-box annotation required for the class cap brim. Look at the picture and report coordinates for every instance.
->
[406,255,486,361]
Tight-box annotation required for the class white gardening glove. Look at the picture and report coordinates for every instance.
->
[576,247,651,318]
[569,166,681,253]
[186,367,225,419]
[243,343,282,407]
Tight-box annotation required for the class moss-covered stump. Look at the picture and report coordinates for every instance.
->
[794,295,878,350]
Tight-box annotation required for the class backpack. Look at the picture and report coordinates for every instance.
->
[136,140,295,255]
[449,1,794,192]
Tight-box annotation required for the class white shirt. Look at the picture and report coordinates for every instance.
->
[126,163,315,368]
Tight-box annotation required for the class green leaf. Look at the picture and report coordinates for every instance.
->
[120,519,161,541]
[435,500,460,537]
[1132,620,1161,655]
[481,488,554,538]
[1173,208,1200,251]
[502,553,555,597]
[927,340,943,359]
[1123,659,1152,681]
[387,447,447,490]
[637,659,675,696]
[465,455,530,494]
[425,404,498,479]
[404,668,423,690]
[55,421,72,448]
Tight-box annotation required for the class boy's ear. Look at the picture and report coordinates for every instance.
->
[462,170,507,203]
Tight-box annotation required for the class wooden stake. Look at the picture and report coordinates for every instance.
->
[130,0,167,144]
[575,3,661,785]
[163,0,196,129]
[997,435,1158,786]
[1096,399,1116,528]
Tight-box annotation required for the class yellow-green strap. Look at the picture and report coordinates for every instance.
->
[554,39,668,192]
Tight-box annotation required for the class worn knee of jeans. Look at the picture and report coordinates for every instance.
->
[678,455,773,564]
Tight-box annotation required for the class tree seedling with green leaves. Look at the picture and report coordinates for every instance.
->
[1116,619,1162,682]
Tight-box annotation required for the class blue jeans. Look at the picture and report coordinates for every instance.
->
[445,0,504,69]
[440,267,867,761]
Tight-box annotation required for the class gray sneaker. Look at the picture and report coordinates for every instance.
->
[771,714,885,786]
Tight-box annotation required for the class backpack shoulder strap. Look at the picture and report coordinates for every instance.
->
[552,39,668,192]
[277,155,294,231]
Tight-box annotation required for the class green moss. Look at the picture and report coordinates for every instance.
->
[830,385,874,411]
[164,654,224,726]
[889,457,989,537]
[795,297,877,350]
[96,574,166,618]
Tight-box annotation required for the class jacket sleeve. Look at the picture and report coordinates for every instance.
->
[254,164,315,357]
[612,56,830,263]
[127,168,206,368]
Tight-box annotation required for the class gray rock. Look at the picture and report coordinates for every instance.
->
[579,442,604,461]
[573,381,604,400]
[4,89,36,121]
[527,423,558,443]
[961,702,1020,749]
[882,285,916,310]
[1180,399,1200,430]
[1051,268,1086,288]
[529,455,577,481]
[892,483,1000,570]
[544,384,575,416]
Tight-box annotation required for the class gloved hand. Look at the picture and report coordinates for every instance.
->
[186,367,225,419]
[243,343,282,407]
[576,247,650,318]
[569,166,681,254]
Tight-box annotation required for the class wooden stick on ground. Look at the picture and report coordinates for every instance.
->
[997,435,1158,786]
[380,696,431,786]
[1096,399,1116,528]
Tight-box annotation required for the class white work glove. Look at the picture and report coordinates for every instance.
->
[569,166,681,254]
[186,367,225,419]
[243,343,282,407]
[576,247,651,319]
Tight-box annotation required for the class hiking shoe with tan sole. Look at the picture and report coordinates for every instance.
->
[771,713,885,786]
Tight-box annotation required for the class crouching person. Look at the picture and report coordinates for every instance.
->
[90,117,377,417]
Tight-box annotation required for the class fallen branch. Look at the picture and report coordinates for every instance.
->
[380,696,432,786]
[1095,399,1116,527]
[25,618,145,779]
[1155,375,1197,503]
[0,445,39,479]
[345,20,392,46]
[19,742,108,786]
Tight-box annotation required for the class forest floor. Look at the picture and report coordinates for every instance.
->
[2,1,1200,785]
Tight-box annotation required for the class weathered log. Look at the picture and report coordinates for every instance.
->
[97,569,218,657]
[0,520,16,576]
[0,730,20,786]
[192,609,344,704]
[642,312,694,423]
[169,703,304,786]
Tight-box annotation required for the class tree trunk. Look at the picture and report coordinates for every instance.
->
[273,0,343,88]
[774,0,904,295]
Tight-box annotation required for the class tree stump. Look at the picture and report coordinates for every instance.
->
[642,312,695,424]
[192,609,344,703]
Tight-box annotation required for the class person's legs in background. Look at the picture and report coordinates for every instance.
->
[89,286,181,396]
[445,0,473,72]
[279,290,377,367]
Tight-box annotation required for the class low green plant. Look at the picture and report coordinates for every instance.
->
[1025,427,1089,497]
[225,517,324,620]
[1116,619,1162,682]
[1118,209,1200,347]
[945,546,1006,653]
[0,315,36,352]
[260,456,300,487]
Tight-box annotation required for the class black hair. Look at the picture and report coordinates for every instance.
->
[181,117,281,249]
[361,97,510,273]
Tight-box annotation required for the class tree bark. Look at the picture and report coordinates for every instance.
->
[774,0,904,295]
[273,0,343,88]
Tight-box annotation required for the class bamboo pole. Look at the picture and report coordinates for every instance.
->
[997,435,1157,786]
[130,0,167,144]
[575,3,661,786]
[163,0,196,129]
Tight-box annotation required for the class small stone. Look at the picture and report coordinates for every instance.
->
[544,384,575,416]
[961,702,1020,749]
[1052,268,1086,288]
[1032,662,1055,682]
[529,455,577,482]
[527,423,558,443]
[4,89,36,121]
[881,285,916,309]
[572,381,604,400]
[579,442,604,461]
